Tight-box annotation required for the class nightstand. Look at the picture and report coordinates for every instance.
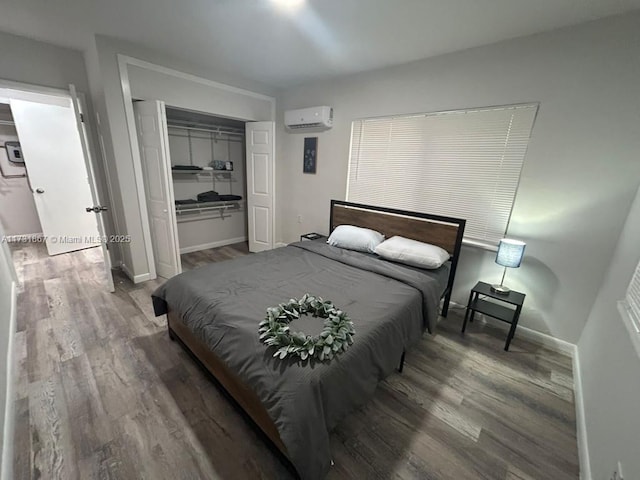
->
[461,281,526,351]
[300,232,327,242]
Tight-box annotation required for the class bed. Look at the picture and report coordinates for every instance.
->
[152,200,465,480]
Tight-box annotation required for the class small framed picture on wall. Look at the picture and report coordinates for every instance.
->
[303,137,317,174]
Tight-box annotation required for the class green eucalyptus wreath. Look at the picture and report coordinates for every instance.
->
[259,293,355,362]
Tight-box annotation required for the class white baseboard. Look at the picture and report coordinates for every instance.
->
[1,281,17,480]
[480,316,575,356]
[274,242,288,249]
[573,346,592,480]
[132,272,152,284]
[449,301,574,355]
[120,263,134,281]
[3,233,44,243]
[179,236,247,254]
[120,263,153,284]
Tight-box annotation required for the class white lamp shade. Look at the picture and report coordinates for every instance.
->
[496,239,526,268]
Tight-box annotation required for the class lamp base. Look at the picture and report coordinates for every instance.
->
[491,284,511,295]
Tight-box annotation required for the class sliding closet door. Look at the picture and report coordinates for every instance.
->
[10,97,101,256]
[245,121,275,252]
[133,100,181,279]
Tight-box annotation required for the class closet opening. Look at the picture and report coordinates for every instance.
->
[133,98,275,280]
[165,107,249,271]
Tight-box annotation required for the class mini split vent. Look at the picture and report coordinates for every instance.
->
[284,106,333,131]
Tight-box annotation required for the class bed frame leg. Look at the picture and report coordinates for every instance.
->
[441,295,451,318]
[168,327,176,341]
[398,350,406,373]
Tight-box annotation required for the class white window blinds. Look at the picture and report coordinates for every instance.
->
[625,261,640,332]
[347,104,538,244]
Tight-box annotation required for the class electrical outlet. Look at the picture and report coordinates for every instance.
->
[297,215,303,224]
[611,460,624,480]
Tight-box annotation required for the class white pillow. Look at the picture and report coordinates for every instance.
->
[327,225,385,253]
[374,236,450,269]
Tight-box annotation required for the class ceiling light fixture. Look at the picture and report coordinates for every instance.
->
[270,0,305,12]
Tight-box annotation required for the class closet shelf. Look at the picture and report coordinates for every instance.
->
[172,169,233,176]
[175,200,243,216]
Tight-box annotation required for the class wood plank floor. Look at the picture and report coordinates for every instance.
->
[11,241,579,479]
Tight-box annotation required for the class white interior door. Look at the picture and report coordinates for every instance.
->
[133,100,181,279]
[10,97,101,256]
[245,121,275,252]
[69,85,115,291]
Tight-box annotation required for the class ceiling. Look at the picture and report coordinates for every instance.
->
[1,0,639,88]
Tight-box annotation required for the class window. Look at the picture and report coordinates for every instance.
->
[623,260,640,333]
[346,104,538,244]
[619,259,640,358]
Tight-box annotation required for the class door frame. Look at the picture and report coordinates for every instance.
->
[118,55,276,279]
[0,78,115,290]
[0,79,70,103]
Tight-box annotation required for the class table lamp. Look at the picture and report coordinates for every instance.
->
[491,239,526,294]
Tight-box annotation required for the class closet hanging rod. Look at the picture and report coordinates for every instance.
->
[175,203,241,215]
[167,132,243,142]
[166,123,245,137]
[168,117,245,132]
[0,120,15,126]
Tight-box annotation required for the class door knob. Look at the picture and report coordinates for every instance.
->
[35,188,45,194]
[86,206,108,213]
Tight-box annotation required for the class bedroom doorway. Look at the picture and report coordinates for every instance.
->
[132,100,274,279]
[0,81,114,291]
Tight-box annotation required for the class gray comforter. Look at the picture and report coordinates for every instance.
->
[152,242,448,480]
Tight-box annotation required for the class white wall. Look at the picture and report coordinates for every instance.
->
[0,31,90,92]
[85,35,275,281]
[0,30,116,265]
[577,184,640,480]
[0,32,94,240]
[0,107,41,236]
[129,66,274,123]
[276,13,640,343]
[0,220,17,480]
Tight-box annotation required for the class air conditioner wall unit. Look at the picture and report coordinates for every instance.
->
[284,106,333,131]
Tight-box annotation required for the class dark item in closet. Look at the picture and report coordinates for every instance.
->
[218,195,242,201]
[197,191,221,202]
[175,199,199,206]
[212,160,234,171]
[173,165,203,171]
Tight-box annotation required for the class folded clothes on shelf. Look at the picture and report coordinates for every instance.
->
[196,190,220,202]
[176,192,242,206]
[172,165,203,171]
[211,160,233,171]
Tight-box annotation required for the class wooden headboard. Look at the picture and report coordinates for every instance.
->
[329,200,466,320]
